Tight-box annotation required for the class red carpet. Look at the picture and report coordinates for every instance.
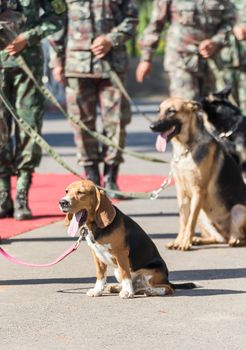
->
[0,173,173,239]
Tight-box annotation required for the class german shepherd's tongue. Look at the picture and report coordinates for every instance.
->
[67,211,83,237]
[155,132,168,153]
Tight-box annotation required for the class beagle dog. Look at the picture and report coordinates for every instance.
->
[59,179,196,299]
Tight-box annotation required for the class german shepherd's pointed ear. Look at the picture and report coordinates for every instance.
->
[214,86,232,100]
[64,213,73,226]
[185,100,202,112]
[95,188,116,228]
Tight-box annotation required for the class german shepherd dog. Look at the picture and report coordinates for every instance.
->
[150,97,246,250]
[201,87,246,183]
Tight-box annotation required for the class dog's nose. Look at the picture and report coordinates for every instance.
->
[149,122,155,131]
[59,199,69,208]
[150,122,158,131]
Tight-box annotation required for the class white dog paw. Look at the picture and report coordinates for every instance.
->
[87,288,103,297]
[119,290,134,299]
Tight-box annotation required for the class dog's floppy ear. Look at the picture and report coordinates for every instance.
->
[64,213,73,226]
[95,188,116,228]
[185,100,202,112]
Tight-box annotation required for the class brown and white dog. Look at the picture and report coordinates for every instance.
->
[59,179,196,298]
[150,97,246,251]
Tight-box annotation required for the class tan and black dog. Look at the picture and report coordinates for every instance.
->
[59,179,196,298]
[150,97,246,251]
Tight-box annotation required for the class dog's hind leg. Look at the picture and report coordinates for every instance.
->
[131,275,173,296]
[194,210,225,245]
[229,204,246,247]
[144,285,174,297]
[131,269,174,297]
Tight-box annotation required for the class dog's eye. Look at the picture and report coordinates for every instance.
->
[166,107,176,116]
[65,190,68,194]
[77,191,85,195]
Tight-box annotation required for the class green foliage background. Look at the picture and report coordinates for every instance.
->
[127,0,166,57]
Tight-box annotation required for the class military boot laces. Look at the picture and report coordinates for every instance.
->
[14,189,32,220]
[0,190,13,218]
[84,164,100,186]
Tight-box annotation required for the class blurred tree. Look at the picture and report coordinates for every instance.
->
[127,0,166,57]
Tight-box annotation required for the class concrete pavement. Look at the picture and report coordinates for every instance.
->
[1,100,246,350]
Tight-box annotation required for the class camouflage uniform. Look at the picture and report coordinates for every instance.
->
[0,0,66,218]
[139,0,235,100]
[50,0,138,190]
[215,0,246,114]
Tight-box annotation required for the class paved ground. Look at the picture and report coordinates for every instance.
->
[1,98,246,350]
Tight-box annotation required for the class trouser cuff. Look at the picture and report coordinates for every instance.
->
[16,171,33,191]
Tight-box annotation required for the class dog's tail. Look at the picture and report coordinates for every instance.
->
[169,282,198,290]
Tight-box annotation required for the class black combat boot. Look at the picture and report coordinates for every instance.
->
[0,190,13,218]
[103,164,126,199]
[84,164,100,186]
[14,189,32,220]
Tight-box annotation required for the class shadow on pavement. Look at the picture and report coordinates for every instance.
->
[173,288,246,297]
[2,268,246,287]
[0,276,113,286]
[170,268,246,281]
[129,212,179,217]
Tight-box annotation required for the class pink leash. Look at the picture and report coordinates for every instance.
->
[0,236,82,268]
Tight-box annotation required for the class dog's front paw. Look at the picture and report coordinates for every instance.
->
[177,240,192,251]
[192,237,202,245]
[166,239,191,251]
[228,238,246,247]
[166,240,179,250]
[119,289,134,299]
[87,288,103,297]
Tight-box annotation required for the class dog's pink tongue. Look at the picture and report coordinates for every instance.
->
[67,211,83,237]
[155,133,167,153]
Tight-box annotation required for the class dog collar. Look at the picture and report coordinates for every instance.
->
[172,148,190,163]
[218,119,241,139]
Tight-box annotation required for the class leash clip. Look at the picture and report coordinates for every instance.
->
[150,172,173,200]
[75,226,87,249]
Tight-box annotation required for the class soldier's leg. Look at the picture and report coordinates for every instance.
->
[199,63,216,97]
[66,77,100,185]
[168,68,200,100]
[0,69,15,218]
[13,67,45,220]
[98,77,131,197]
[237,68,246,115]
[221,67,240,106]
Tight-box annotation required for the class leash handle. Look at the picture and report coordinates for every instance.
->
[0,238,81,268]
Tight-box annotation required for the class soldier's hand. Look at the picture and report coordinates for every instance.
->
[91,35,112,58]
[233,25,246,41]
[52,66,65,84]
[136,61,152,83]
[5,34,27,55]
[199,39,217,59]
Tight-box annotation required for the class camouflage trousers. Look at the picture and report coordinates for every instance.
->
[216,67,246,115]
[168,65,215,100]
[66,77,131,167]
[0,66,45,190]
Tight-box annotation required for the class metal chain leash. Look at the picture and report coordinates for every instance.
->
[0,86,83,178]
[14,55,167,165]
[0,86,173,200]
[101,59,154,123]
